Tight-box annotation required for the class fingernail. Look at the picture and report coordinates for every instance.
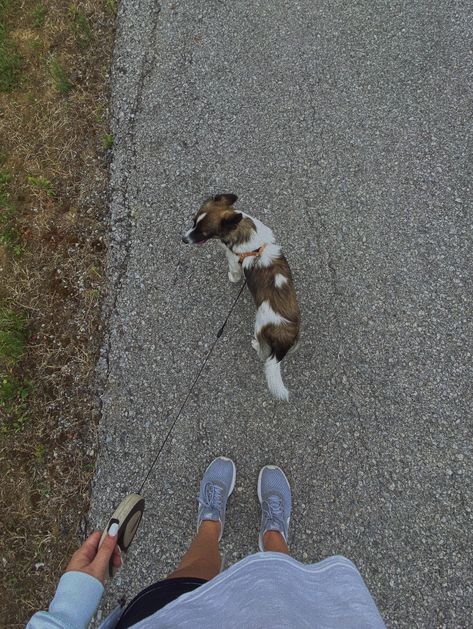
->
[108,522,119,537]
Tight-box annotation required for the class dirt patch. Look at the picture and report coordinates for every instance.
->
[0,0,115,624]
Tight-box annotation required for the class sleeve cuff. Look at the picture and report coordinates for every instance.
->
[49,571,104,627]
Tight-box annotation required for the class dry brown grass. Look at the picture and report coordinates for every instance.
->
[0,1,115,625]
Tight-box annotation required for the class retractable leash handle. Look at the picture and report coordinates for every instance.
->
[99,493,145,578]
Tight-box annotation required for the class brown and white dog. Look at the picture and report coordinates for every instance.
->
[182,194,300,400]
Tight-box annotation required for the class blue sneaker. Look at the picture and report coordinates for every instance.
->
[257,465,292,551]
[197,457,236,541]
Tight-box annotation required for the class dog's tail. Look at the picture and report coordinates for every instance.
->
[264,356,289,401]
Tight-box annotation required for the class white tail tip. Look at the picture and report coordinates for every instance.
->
[264,356,289,401]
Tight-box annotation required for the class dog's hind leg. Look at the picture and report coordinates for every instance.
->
[252,335,271,361]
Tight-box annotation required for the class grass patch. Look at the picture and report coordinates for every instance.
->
[0,2,23,92]
[0,170,22,254]
[27,174,55,196]
[49,55,72,94]
[0,307,28,363]
[0,170,11,189]
[102,132,113,150]
[95,103,106,123]
[0,375,32,432]
[0,306,31,433]
[105,0,117,15]
[32,4,47,28]
[70,7,92,49]
[0,0,115,623]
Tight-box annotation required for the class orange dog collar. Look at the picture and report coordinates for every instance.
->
[237,245,266,265]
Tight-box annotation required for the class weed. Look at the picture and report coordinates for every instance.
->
[27,175,55,196]
[88,264,102,278]
[70,7,92,49]
[102,133,113,150]
[32,4,47,28]
[49,56,72,94]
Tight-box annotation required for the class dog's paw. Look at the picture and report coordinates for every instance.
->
[228,271,242,283]
[251,338,259,352]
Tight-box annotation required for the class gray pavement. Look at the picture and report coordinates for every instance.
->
[90,0,473,626]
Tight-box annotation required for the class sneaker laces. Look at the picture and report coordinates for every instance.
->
[262,495,285,531]
[199,482,224,513]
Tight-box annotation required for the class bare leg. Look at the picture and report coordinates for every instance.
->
[263,530,289,555]
[167,521,221,580]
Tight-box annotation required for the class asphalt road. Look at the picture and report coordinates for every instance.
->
[90,1,473,625]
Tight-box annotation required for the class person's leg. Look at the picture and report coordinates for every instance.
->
[262,530,289,554]
[167,521,221,580]
[167,457,236,580]
[258,465,292,555]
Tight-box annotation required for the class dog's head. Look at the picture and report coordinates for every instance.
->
[182,194,242,245]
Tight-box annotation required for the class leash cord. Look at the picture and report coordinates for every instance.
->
[138,279,247,494]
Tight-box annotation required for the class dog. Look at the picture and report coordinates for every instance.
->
[182,194,300,401]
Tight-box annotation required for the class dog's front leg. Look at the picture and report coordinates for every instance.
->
[224,247,243,283]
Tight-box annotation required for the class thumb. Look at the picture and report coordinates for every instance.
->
[93,522,119,574]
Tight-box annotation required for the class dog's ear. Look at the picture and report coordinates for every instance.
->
[214,193,238,206]
[220,211,243,231]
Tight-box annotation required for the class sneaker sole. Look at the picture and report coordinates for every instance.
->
[257,465,291,552]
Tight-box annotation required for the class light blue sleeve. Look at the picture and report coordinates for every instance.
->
[26,571,104,629]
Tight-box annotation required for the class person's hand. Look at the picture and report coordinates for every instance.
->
[65,524,122,584]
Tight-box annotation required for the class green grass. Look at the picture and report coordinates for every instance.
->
[32,4,47,28]
[0,2,23,92]
[102,133,113,150]
[0,376,32,432]
[0,170,22,254]
[0,170,11,188]
[49,56,72,94]
[95,104,105,124]
[0,307,31,433]
[27,175,55,196]
[105,0,116,16]
[0,308,28,363]
[34,443,45,463]
[70,7,92,49]
[28,38,42,54]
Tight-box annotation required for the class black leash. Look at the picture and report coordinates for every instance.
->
[138,280,247,494]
